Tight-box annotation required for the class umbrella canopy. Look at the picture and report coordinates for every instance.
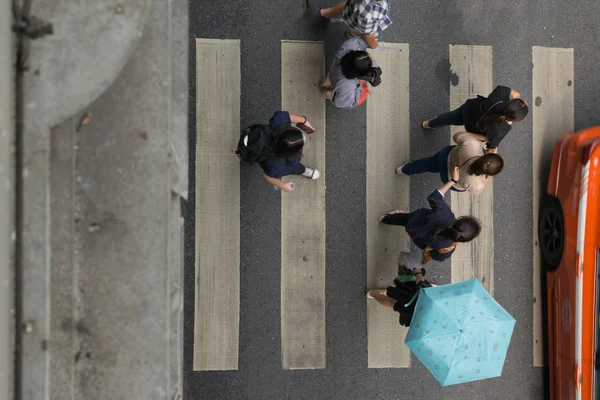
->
[405,279,515,386]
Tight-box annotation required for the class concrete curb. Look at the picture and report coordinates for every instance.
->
[0,0,15,398]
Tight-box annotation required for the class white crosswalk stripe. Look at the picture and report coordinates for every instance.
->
[448,45,495,295]
[366,43,411,368]
[532,46,574,367]
[193,39,576,370]
[280,40,327,370]
[193,38,241,371]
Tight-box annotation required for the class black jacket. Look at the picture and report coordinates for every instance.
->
[462,85,512,149]
[405,190,456,262]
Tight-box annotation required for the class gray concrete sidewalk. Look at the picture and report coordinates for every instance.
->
[15,0,188,396]
[1,0,16,399]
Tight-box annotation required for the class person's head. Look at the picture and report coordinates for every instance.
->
[340,50,373,79]
[468,153,505,176]
[435,217,481,243]
[272,128,306,159]
[476,99,529,131]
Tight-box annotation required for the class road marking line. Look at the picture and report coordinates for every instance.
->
[448,45,494,295]
[280,40,326,370]
[532,46,574,367]
[193,38,241,371]
[366,42,411,368]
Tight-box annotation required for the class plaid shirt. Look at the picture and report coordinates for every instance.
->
[342,0,392,35]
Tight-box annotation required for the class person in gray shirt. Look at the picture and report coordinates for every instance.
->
[320,37,382,109]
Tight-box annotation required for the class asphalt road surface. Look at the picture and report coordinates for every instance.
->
[185,0,600,399]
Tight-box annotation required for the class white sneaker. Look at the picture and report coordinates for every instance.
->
[302,167,320,179]
[395,164,407,175]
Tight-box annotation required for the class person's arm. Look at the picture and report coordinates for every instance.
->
[288,113,315,132]
[362,33,378,49]
[438,167,461,197]
[452,131,486,144]
[470,133,489,142]
[262,174,294,192]
[485,123,511,149]
[488,85,512,101]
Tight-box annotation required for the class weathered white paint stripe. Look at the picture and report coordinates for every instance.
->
[366,42,411,368]
[532,46,574,367]
[448,45,494,295]
[280,40,326,369]
[193,38,241,371]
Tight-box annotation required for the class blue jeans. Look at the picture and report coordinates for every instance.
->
[402,146,465,192]
[428,105,465,128]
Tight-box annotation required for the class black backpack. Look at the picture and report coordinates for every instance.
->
[235,124,274,165]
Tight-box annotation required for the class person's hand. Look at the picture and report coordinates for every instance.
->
[486,147,498,154]
[510,89,520,99]
[302,120,315,132]
[282,182,295,192]
[452,166,460,182]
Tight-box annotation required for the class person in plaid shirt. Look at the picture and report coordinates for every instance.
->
[318,0,392,49]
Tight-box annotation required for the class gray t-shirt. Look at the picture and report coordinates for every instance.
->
[328,38,379,109]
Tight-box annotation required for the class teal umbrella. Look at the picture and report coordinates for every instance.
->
[405,279,515,386]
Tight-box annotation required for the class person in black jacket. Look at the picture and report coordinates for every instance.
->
[367,251,433,327]
[421,85,529,153]
[379,167,481,263]
[367,267,432,327]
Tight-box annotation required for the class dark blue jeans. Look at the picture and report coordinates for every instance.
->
[401,146,464,192]
[428,105,465,128]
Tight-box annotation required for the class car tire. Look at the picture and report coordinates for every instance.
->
[538,195,565,271]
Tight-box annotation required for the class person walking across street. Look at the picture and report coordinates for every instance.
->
[320,37,382,109]
[366,253,432,327]
[379,170,481,264]
[422,85,529,153]
[397,131,505,195]
[235,111,320,193]
[317,0,392,49]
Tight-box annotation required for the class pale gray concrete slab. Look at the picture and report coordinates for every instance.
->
[448,45,495,295]
[49,119,76,400]
[24,0,150,129]
[193,39,241,371]
[531,46,574,366]
[0,0,15,397]
[20,0,186,395]
[170,0,189,199]
[280,40,326,370]
[365,43,412,368]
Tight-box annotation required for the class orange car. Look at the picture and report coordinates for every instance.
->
[540,126,600,400]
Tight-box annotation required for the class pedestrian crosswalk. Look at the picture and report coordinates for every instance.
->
[280,40,327,370]
[448,45,495,296]
[531,46,574,367]
[193,38,575,371]
[193,39,241,371]
[366,42,411,368]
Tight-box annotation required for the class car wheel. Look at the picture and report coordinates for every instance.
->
[538,196,565,271]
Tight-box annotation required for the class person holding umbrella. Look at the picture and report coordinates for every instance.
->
[317,0,392,49]
[421,85,528,153]
[379,167,481,263]
[367,252,432,327]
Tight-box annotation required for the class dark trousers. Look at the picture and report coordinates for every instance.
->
[428,105,464,128]
[400,146,465,192]
[381,212,414,226]
[401,145,454,182]
[288,163,306,176]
